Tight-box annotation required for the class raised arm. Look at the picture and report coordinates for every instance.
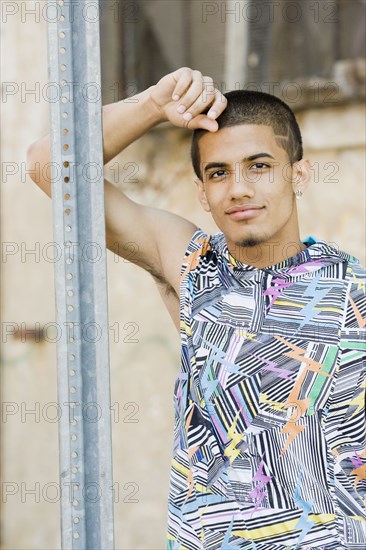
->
[26,68,227,325]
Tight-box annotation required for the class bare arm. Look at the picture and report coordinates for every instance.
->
[26,85,166,196]
[27,68,227,307]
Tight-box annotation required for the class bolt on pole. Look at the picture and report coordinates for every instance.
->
[46,0,114,548]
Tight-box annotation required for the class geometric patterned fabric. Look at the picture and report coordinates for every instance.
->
[166,228,366,549]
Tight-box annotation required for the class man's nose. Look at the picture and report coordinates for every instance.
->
[228,165,255,198]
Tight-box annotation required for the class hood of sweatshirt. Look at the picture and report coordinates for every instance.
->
[211,232,359,283]
[188,231,363,336]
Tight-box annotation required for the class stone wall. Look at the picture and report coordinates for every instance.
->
[1,6,365,550]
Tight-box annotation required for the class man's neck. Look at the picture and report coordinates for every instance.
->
[227,239,308,269]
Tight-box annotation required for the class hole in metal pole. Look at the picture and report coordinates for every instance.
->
[60,47,66,54]
[70,369,76,376]
[66,225,72,232]
[62,112,68,119]
[71,451,78,458]
[71,434,77,441]
[68,305,74,311]
[63,161,69,168]
[64,177,70,183]
[64,193,70,200]
[63,144,69,151]
[73,517,80,524]
[63,128,69,135]
[61,64,66,72]
[66,273,73,280]
[65,208,71,215]
[59,31,65,39]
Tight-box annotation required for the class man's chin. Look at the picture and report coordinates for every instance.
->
[237,239,260,248]
[235,236,265,248]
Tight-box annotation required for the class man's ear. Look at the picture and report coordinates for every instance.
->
[194,178,211,212]
[291,159,312,195]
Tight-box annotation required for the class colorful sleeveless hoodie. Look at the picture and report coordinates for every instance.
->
[167,228,366,550]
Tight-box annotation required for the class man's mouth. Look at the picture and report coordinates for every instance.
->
[225,204,265,220]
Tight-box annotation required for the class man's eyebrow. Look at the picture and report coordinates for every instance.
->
[203,162,227,173]
[243,153,275,161]
[203,153,275,173]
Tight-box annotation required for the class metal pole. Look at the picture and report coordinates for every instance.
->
[46,1,114,548]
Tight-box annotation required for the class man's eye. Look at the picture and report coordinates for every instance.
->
[210,170,227,178]
[251,163,269,170]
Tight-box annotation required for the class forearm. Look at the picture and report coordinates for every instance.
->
[101,86,164,164]
[26,86,165,195]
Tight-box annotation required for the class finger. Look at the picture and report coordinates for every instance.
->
[175,70,207,112]
[186,114,219,132]
[181,81,220,121]
[206,90,228,119]
[171,67,194,101]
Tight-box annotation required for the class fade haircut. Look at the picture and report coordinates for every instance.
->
[191,90,303,180]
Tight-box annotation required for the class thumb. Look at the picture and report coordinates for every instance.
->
[188,115,219,132]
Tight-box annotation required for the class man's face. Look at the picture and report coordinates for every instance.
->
[196,124,304,257]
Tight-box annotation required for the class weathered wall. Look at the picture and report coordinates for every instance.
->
[1,5,365,550]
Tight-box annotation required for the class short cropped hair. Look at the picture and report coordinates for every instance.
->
[191,90,303,180]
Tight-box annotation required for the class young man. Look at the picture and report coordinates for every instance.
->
[28,68,365,549]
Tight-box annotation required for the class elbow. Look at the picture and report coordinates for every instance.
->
[26,139,52,198]
[26,142,40,184]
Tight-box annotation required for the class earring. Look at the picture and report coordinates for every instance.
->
[295,189,303,200]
